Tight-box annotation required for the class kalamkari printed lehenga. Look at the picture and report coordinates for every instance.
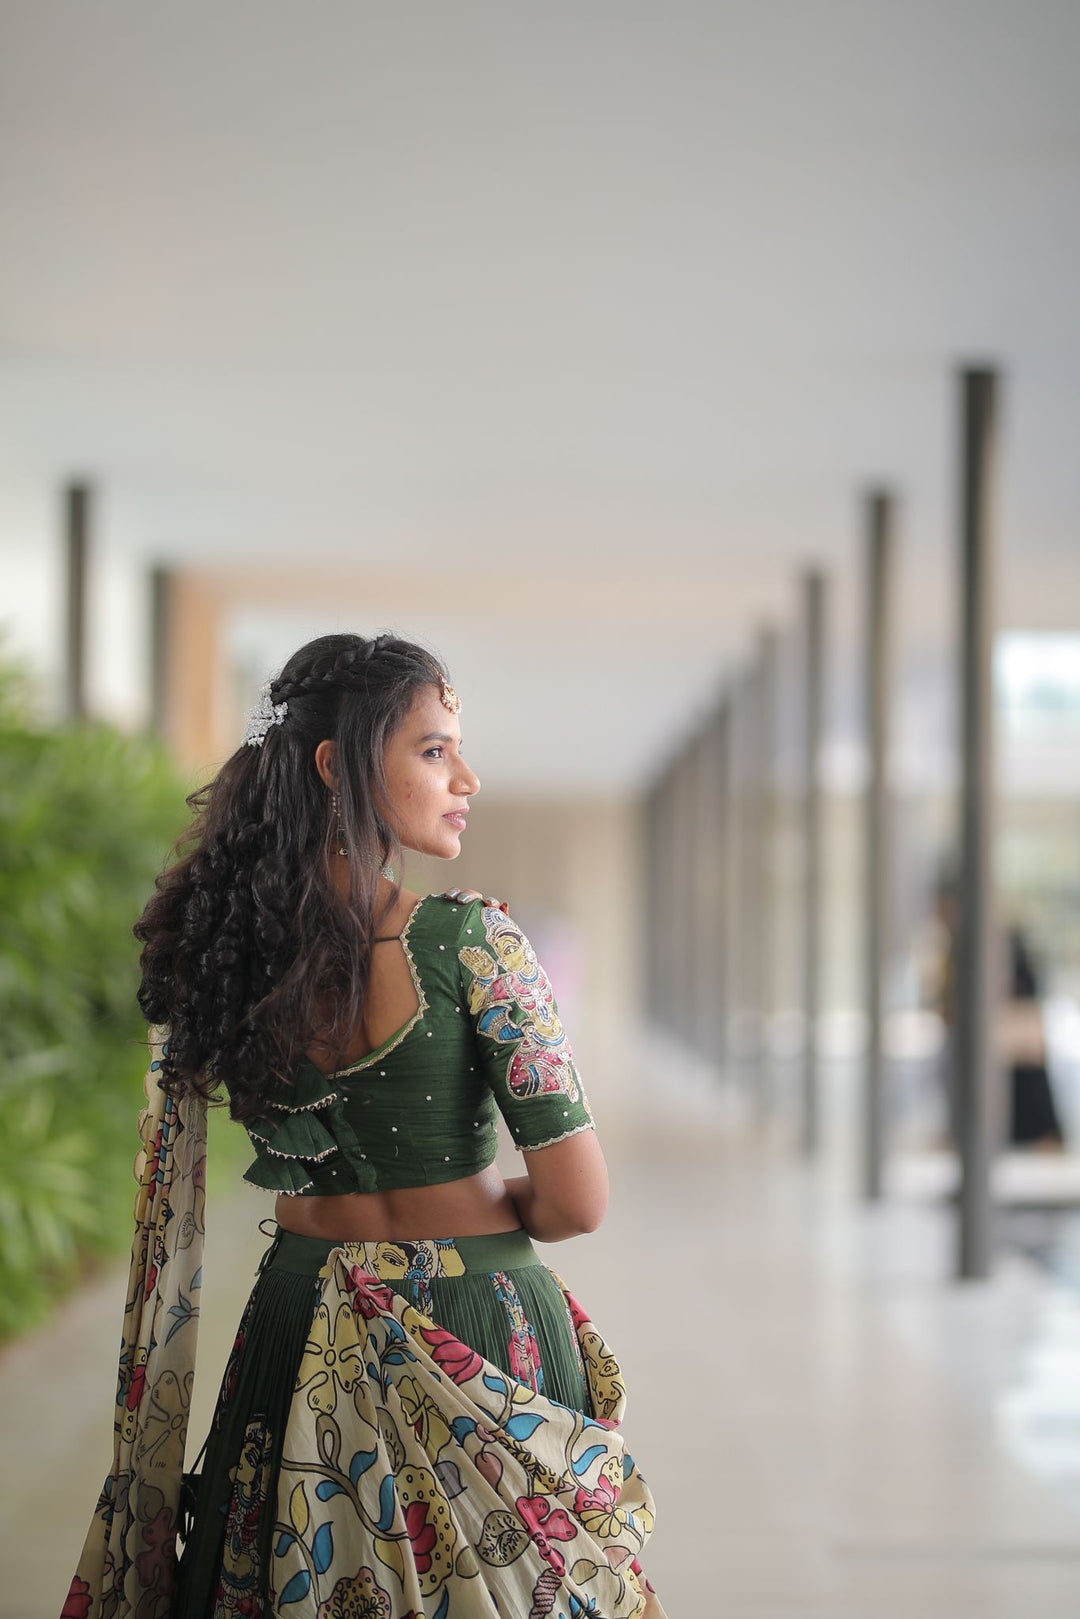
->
[62,1034,666,1619]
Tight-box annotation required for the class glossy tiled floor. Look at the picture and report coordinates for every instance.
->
[5,1054,1080,1617]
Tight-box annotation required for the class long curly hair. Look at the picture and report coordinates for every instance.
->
[135,631,450,1123]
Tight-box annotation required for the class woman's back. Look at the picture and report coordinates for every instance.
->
[269,884,604,1241]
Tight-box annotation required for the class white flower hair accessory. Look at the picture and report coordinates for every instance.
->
[242,682,288,746]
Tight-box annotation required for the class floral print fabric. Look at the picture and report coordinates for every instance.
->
[457,902,595,1152]
[63,1030,206,1619]
[264,1246,665,1618]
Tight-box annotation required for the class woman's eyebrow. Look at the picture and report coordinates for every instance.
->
[417,731,456,744]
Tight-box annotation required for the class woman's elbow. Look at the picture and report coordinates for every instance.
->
[555,1185,608,1237]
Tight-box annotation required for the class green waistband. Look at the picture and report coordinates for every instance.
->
[267,1225,539,1278]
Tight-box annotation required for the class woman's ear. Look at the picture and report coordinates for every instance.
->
[314,739,340,790]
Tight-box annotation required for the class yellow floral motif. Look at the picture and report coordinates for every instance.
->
[295,1300,367,1416]
[577,1456,633,1543]
[396,1374,453,1461]
[578,1326,625,1421]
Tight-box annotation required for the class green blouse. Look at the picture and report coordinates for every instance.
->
[242,890,594,1196]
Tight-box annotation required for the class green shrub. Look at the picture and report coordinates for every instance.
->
[0,660,245,1338]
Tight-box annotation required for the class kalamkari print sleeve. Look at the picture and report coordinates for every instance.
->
[455,899,595,1151]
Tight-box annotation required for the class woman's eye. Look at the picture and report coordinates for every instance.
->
[423,746,444,759]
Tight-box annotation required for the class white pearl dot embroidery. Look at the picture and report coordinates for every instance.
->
[439,944,445,950]
[426,1094,432,1101]
[391,1126,397,1132]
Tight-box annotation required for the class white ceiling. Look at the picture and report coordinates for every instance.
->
[2,1,1079,788]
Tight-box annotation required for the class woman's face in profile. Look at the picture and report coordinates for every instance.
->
[381,684,480,859]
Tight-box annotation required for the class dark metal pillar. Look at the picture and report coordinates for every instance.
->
[689,727,711,1057]
[801,570,826,1155]
[63,482,91,721]
[955,367,1000,1281]
[715,694,735,1073]
[730,668,755,1087]
[680,740,701,1047]
[864,492,895,1200]
[653,770,675,1035]
[755,628,779,1121]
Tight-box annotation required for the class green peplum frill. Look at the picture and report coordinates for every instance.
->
[242,1059,375,1196]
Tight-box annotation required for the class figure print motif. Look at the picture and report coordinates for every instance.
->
[459,907,583,1104]
[491,1269,545,1394]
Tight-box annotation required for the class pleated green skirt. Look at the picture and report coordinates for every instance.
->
[177,1227,592,1616]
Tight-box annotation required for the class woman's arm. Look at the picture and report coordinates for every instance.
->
[450,892,605,1241]
[503,1128,610,1242]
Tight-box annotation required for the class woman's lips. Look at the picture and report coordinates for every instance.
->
[443,812,468,830]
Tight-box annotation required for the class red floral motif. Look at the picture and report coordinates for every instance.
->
[404,1500,437,1573]
[134,1505,177,1586]
[574,1471,618,1517]
[222,1326,247,1406]
[344,1266,398,1320]
[61,1576,92,1619]
[516,1494,576,1577]
[562,1289,590,1335]
[417,1322,483,1385]
[126,1362,147,1413]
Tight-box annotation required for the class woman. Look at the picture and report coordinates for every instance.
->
[1005,927,1066,1150]
[64,633,663,1619]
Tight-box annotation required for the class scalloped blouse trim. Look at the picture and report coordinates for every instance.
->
[247,1134,339,1164]
[267,1090,339,1115]
[242,1175,315,1196]
[519,1119,596,1153]
[331,893,431,1077]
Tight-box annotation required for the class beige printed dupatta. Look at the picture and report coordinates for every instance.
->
[64,1029,205,1619]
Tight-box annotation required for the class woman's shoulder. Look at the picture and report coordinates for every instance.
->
[407,887,511,949]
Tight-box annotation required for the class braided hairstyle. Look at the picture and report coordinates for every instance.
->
[135,632,450,1122]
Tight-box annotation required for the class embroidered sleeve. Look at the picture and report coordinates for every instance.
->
[457,901,594,1151]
